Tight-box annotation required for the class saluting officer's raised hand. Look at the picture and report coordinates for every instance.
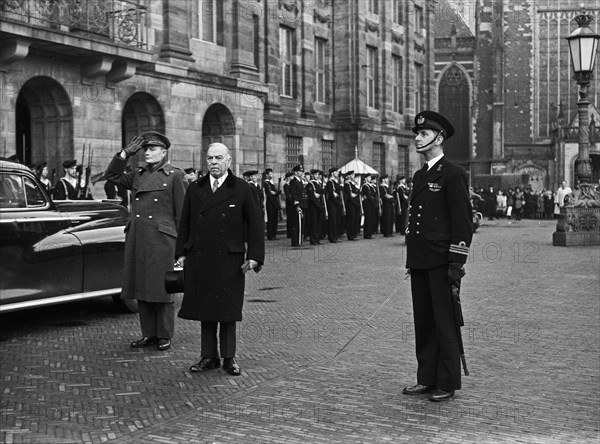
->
[122,135,145,158]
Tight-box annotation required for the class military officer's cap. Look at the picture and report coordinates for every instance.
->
[309,169,321,175]
[380,174,389,180]
[243,170,259,177]
[285,172,293,178]
[412,110,455,139]
[141,131,171,149]
[328,167,339,173]
[292,164,304,172]
[345,170,354,175]
[265,168,273,174]
[62,159,77,169]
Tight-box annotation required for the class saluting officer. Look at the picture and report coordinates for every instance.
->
[402,111,473,402]
[105,131,187,351]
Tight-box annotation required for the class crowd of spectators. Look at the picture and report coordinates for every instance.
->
[470,183,570,221]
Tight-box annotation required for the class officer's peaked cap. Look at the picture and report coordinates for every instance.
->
[412,110,455,139]
[141,131,171,149]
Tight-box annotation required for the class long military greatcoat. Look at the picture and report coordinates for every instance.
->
[175,170,265,322]
[105,155,187,302]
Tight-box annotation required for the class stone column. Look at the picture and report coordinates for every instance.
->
[159,0,195,64]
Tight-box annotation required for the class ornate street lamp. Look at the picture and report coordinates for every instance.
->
[566,11,600,193]
[553,10,600,246]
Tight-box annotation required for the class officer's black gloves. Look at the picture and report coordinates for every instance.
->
[122,135,145,158]
[448,262,466,287]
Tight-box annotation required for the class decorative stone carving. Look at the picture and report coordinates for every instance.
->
[365,18,379,35]
[314,9,331,24]
[280,0,298,14]
[391,28,404,44]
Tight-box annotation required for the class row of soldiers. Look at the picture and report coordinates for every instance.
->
[241,165,411,247]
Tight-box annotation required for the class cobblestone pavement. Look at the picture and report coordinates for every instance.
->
[1,219,599,444]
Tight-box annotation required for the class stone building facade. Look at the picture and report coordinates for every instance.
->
[0,0,436,198]
[436,0,600,192]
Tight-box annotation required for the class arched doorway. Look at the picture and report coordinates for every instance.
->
[15,76,73,175]
[201,104,236,173]
[518,164,547,192]
[438,64,470,166]
[122,92,165,167]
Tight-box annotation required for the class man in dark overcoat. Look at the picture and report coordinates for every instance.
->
[402,111,473,402]
[175,142,264,376]
[105,131,187,351]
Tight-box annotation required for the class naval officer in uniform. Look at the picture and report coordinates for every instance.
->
[402,111,473,402]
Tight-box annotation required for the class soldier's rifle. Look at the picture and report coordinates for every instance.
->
[376,177,382,217]
[75,143,85,198]
[322,178,329,220]
[340,180,347,216]
[80,143,93,199]
[276,177,284,221]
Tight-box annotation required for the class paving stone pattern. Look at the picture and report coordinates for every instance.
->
[0,219,598,443]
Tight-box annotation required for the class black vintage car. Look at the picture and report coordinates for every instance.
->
[0,159,135,313]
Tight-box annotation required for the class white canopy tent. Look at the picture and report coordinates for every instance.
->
[339,147,378,176]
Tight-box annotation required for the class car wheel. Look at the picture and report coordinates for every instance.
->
[112,294,138,313]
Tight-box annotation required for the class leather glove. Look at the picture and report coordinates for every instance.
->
[448,262,466,287]
[122,135,145,157]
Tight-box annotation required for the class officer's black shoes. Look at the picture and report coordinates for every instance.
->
[402,384,433,395]
[223,358,241,376]
[190,357,221,372]
[130,336,158,348]
[157,339,171,350]
[429,389,455,402]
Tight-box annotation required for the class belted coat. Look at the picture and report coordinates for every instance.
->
[175,171,265,322]
[406,156,473,269]
[105,155,187,302]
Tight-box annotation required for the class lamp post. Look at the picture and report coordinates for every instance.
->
[567,11,600,189]
[553,10,600,246]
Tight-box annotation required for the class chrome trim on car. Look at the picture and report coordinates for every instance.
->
[0,216,92,223]
[0,288,122,313]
